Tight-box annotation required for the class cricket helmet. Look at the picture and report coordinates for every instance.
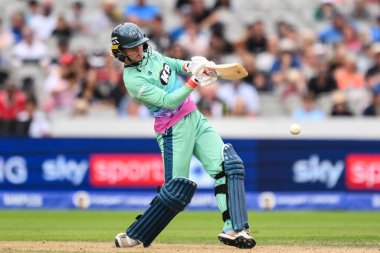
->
[111,23,150,64]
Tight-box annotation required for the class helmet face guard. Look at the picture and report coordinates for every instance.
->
[111,23,151,66]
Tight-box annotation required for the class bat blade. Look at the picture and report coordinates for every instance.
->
[204,63,248,80]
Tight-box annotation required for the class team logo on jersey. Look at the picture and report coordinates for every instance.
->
[159,63,172,85]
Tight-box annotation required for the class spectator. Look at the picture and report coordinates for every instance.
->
[0,19,14,51]
[319,13,347,44]
[292,92,325,120]
[16,95,51,137]
[363,84,380,116]
[244,20,268,54]
[206,27,233,62]
[370,16,380,42]
[270,38,301,74]
[25,0,40,24]
[188,0,212,24]
[256,35,278,73]
[52,15,73,41]
[9,11,26,44]
[314,0,338,21]
[280,69,307,99]
[341,25,362,53]
[201,0,244,43]
[252,71,273,92]
[66,0,88,34]
[169,8,194,42]
[12,26,48,67]
[350,0,371,21]
[197,83,229,117]
[271,39,302,90]
[308,62,338,96]
[177,21,209,56]
[218,79,260,117]
[90,0,124,35]
[0,79,27,136]
[28,0,57,40]
[147,15,170,52]
[330,90,354,116]
[44,53,79,111]
[334,53,365,90]
[124,0,159,28]
[365,43,380,87]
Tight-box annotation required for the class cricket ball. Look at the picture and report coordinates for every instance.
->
[289,123,301,135]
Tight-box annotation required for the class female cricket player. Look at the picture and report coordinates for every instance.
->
[112,22,255,249]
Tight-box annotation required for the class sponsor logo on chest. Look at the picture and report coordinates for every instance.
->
[159,63,172,85]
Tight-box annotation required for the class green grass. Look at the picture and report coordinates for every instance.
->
[0,211,379,247]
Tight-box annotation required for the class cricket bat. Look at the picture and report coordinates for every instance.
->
[203,63,248,80]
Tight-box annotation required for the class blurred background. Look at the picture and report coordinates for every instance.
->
[0,0,379,211]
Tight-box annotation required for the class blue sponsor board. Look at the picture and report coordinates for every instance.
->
[1,138,380,211]
[1,190,380,210]
[255,139,380,192]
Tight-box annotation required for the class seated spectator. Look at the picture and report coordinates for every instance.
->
[319,13,347,44]
[308,62,338,96]
[25,0,40,24]
[218,79,260,117]
[350,0,371,21]
[252,71,274,93]
[363,84,380,116]
[206,26,233,62]
[28,0,57,40]
[280,69,307,100]
[330,91,354,116]
[365,43,380,88]
[341,25,362,53]
[177,21,209,56]
[188,0,212,24]
[270,39,301,74]
[314,0,338,21]
[9,11,26,44]
[370,16,380,42]
[12,26,48,67]
[124,0,159,28]
[244,20,268,54]
[66,0,89,34]
[16,95,51,137]
[90,0,124,35]
[334,54,365,90]
[0,79,27,136]
[52,15,73,41]
[0,18,14,51]
[197,83,229,117]
[44,54,79,111]
[147,15,170,52]
[256,35,278,73]
[292,92,325,120]
[201,0,244,43]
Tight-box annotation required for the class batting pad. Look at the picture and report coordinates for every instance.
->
[126,177,197,247]
[223,144,249,232]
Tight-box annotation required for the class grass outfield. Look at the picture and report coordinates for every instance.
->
[0,210,379,248]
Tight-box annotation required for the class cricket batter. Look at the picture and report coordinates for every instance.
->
[112,22,256,249]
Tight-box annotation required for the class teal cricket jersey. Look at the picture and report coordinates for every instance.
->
[123,50,197,133]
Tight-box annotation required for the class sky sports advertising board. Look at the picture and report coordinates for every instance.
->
[0,138,379,210]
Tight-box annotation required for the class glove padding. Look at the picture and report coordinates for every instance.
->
[188,57,217,87]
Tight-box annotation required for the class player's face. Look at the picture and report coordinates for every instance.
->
[123,45,144,63]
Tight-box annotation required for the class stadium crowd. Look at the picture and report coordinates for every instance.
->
[0,0,380,137]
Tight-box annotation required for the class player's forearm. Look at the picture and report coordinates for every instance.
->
[158,85,193,110]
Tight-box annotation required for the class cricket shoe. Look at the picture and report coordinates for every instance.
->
[115,232,141,248]
[218,230,256,249]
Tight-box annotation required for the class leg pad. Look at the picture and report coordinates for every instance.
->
[127,177,197,247]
